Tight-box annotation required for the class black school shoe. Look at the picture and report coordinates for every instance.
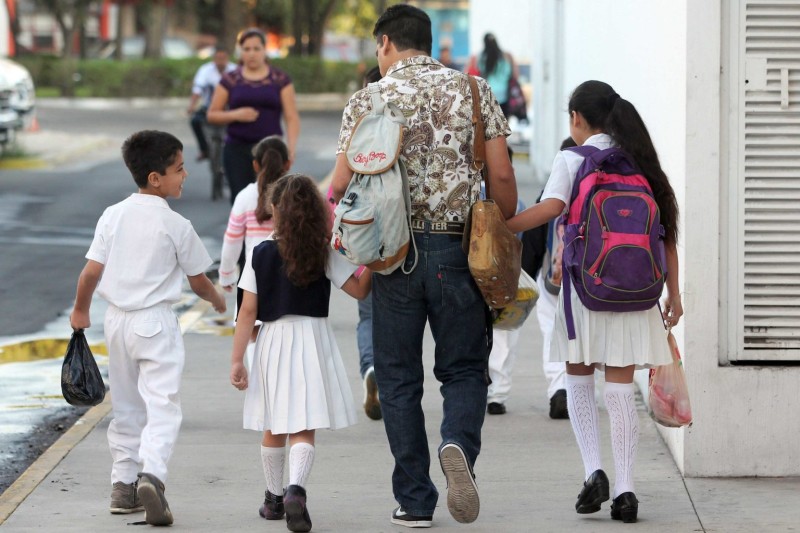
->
[259,490,284,520]
[284,484,312,532]
[487,402,506,415]
[549,389,569,419]
[575,469,610,514]
[610,492,639,523]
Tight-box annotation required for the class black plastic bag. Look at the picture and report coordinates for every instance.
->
[61,329,106,406]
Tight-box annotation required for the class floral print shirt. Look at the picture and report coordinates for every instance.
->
[337,56,510,224]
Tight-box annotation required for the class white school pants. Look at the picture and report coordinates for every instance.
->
[104,303,184,485]
[536,272,567,399]
[487,328,520,404]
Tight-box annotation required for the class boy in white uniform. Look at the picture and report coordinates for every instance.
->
[70,130,226,526]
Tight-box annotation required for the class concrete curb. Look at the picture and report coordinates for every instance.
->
[0,297,211,525]
[36,94,350,113]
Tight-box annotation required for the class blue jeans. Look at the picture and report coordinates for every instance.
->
[357,295,374,378]
[373,228,489,516]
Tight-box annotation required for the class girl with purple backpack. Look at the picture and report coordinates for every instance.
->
[507,80,683,523]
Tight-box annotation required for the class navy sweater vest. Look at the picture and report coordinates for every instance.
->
[252,240,330,322]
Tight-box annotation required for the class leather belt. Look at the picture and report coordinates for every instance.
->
[410,218,465,235]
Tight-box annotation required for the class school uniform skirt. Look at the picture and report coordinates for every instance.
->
[242,315,357,434]
[549,288,673,369]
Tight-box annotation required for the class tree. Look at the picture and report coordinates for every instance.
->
[34,0,92,59]
[288,0,338,57]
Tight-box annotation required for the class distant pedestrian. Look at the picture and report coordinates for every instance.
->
[506,80,683,523]
[69,130,226,526]
[332,4,517,528]
[467,34,520,119]
[218,135,290,302]
[229,173,371,532]
[207,28,300,204]
[537,136,579,420]
[347,64,383,421]
[438,45,458,70]
[186,47,236,161]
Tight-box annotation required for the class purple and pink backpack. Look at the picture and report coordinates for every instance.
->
[561,145,667,339]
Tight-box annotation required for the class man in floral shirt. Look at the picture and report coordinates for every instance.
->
[332,4,517,528]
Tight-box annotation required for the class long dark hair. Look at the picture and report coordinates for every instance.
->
[269,174,329,287]
[481,33,502,77]
[252,136,289,224]
[568,80,679,245]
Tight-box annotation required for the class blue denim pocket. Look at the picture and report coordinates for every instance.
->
[440,265,481,309]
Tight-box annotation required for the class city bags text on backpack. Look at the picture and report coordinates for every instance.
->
[561,145,667,339]
[331,83,412,275]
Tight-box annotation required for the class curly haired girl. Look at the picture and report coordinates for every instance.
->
[229,173,371,532]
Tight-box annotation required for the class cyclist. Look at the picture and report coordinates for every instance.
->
[187,47,236,161]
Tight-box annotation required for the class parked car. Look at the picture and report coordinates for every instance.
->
[98,36,196,60]
[0,57,36,147]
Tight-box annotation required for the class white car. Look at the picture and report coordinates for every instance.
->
[0,57,36,145]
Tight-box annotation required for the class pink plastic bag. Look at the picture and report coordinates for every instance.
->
[648,331,692,427]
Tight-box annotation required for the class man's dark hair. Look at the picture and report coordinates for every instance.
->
[121,130,183,188]
[373,4,432,55]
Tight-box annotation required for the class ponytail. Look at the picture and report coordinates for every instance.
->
[569,80,679,245]
[251,136,290,224]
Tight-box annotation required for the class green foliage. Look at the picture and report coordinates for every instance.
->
[15,55,366,97]
[330,0,380,39]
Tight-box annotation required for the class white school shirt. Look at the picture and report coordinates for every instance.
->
[218,183,275,287]
[540,133,616,208]
[86,193,212,311]
[238,235,358,295]
[192,61,237,108]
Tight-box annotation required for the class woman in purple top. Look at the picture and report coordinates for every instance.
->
[208,28,300,204]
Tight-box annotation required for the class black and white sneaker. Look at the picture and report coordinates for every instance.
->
[390,506,432,528]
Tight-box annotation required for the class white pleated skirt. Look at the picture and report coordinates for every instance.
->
[549,287,672,369]
[242,315,357,434]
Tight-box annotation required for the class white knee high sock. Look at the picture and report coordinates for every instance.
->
[260,445,285,495]
[566,374,603,480]
[288,443,315,488]
[604,382,639,497]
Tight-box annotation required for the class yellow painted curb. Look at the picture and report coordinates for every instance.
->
[0,158,47,170]
[0,297,210,525]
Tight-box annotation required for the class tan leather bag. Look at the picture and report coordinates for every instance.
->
[463,76,522,309]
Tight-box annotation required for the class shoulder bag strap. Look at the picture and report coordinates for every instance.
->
[468,75,488,198]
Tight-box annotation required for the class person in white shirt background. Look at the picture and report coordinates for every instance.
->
[187,47,236,161]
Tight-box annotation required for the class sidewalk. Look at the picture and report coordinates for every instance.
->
[4,284,796,532]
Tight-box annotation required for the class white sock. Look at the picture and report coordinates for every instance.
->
[260,445,285,495]
[566,374,603,480]
[604,382,639,497]
[288,443,315,488]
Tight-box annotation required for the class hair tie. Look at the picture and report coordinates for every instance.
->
[607,92,620,107]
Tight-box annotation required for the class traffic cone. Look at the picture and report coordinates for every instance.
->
[27,116,40,133]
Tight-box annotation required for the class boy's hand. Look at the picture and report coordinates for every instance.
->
[213,293,227,313]
[70,310,90,331]
[230,362,248,390]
